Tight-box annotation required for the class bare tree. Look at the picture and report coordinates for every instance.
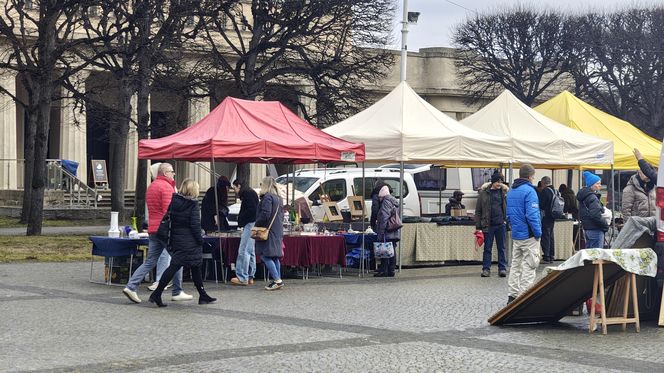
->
[195,0,395,180]
[453,7,575,105]
[0,0,113,234]
[75,0,202,222]
[568,7,664,138]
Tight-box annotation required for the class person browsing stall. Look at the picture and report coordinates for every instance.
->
[578,171,609,249]
[230,179,259,286]
[476,171,508,278]
[255,177,285,291]
[374,185,401,277]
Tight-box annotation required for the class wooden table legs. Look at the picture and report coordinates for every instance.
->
[589,260,640,334]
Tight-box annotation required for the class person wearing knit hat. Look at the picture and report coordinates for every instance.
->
[374,185,400,277]
[201,175,232,233]
[506,163,541,304]
[583,171,601,188]
[476,171,508,278]
[577,171,608,250]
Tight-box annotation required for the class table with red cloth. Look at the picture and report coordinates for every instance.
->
[215,235,346,267]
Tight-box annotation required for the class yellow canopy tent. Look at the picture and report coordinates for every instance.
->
[534,91,661,170]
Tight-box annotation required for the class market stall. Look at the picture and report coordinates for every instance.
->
[324,82,513,268]
[138,97,365,278]
[534,91,661,170]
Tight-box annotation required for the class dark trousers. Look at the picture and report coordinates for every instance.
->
[153,262,205,298]
[378,241,398,275]
[541,219,555,260]
[482,224,507,271]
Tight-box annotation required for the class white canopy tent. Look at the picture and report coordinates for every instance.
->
[324,82,513,272]
[460,90,614,168]
[323,81,513,164]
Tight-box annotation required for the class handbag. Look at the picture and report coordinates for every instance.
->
[250,204,279,241]
[373,240,395,258]
[386,207,403,232]
[156,206,172,246]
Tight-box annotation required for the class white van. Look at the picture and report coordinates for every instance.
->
[378,164,496,215]
[227,168,420,225]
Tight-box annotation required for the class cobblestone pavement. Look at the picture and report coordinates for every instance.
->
[1,261,662,372]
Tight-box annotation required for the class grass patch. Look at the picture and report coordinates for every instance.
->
[0,235,94,263]
[0,216,108,228]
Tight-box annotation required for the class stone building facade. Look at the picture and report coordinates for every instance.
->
[0,46,485,195]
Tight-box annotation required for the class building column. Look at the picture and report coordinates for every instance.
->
[0,72,17,190]
[59,72,89,185]
[186,92,212,189]
[124,94,141,191]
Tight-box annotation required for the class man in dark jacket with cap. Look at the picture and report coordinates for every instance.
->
[476,171,509,278]
[445,190,465,215]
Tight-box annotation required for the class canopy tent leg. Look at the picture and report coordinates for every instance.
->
[360,162,366,277]
[398,161,404,272]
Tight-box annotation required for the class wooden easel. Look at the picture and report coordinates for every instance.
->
[589,260,640,334]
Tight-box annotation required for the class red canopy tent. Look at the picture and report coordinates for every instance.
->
[138,97,365,163]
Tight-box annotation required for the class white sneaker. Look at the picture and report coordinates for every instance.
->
[171,291,194,301]
[147,282,172,291]
[122,288,141,303]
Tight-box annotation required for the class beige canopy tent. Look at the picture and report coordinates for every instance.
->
[323,81,513,272]
[323,81,513,165]
[461,90,614,168]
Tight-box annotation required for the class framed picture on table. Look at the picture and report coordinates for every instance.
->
[347,196,365,218]
[322,202,343,221]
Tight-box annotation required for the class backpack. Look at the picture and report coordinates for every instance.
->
[549,188,565,219]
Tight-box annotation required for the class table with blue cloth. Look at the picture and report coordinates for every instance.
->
[89,236,147,285]
[89,236,223,285]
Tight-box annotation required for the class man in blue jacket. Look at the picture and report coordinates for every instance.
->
[506,164,542,304]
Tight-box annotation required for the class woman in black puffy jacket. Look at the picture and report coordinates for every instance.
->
[149,179,216,307]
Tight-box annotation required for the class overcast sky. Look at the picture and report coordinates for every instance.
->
[394,0,650,50]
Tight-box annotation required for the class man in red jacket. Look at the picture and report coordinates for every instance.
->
[123,163,192,303]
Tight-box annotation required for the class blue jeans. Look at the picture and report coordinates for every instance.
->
[585,229,605,249]
[482,224,507,271]
[126,235,183,296]
[261,255,281,281]
[155,250,170,281]
[236,223,256,282]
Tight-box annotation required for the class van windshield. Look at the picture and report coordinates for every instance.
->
[275,176,318,192]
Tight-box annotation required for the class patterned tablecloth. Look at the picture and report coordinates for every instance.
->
[397,220,575,265]
[548,248,658,277]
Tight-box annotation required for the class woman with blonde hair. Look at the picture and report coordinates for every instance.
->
[149,178,216,307]
[254,176,285,290]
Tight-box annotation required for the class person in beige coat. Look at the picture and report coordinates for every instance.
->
[621,170,655,220]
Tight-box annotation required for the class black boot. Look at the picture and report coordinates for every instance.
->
[198,289,217,305]
[149,293,167,308]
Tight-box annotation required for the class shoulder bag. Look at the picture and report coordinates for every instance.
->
[250,203,279,241]
[386,206,403,232]
[156,205,173,246]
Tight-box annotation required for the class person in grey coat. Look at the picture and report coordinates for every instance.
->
[374,185,401,277]
[621,170,655,220]
[255,176,285,291]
